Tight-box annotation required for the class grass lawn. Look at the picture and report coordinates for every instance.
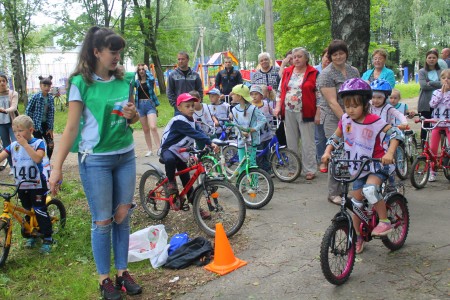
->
[394,82,420,99]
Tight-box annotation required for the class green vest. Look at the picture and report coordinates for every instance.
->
[70,72,135,153]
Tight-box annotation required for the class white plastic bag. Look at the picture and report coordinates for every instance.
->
[128,225,169,268]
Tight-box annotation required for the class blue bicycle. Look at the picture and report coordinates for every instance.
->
[225,124,301,182]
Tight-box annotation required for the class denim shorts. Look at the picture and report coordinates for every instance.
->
[78,149,136,222]
[137,99,157,116]
[352,163,390,191]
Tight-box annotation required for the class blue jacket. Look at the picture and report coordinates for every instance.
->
[134,70,158,106]
[362,66,396,88]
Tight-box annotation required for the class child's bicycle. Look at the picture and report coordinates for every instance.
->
[0,180,66,266]
[139,146,246,237]
[410,118,450,188]
[201,122,275,209]
[320,156,409,285]
[51,87,67,112]
[394,125,419,180]
[223,118,301,182]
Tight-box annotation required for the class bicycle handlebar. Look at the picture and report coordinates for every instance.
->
[224,122,251,133]
[178,146,212,157]
[415,117,450,130]
[330,157,383,183]
[0,180,40,199]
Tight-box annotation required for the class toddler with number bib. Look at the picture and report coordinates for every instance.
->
[0,115,53,253]
[429,69,450,182]
[250,84,274,174]
[207,88,230,136]
[322,78,402,254]
[230,85,266,174]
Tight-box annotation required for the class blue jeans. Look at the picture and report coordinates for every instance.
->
[315,124,327,164]
[137,99,157,116]
[0,123,16,167]
[78,149,136,275]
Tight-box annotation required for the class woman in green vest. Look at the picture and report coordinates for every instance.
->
[49,27,142,300]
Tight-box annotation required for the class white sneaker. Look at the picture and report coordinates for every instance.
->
[429,172,436,182]
[9,170,14,176]
[145,151,153,157]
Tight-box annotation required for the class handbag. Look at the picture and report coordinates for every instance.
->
[8,91,19,121]
[139,84,160,107]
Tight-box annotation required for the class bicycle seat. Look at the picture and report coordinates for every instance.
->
[212,139,230,147]
[404,130,414,136]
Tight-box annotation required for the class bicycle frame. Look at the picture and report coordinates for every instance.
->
[417,119,450,172]
[330,157,403,249]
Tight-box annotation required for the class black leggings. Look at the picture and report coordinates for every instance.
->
[34,122,53,159]
[419,110,433,144]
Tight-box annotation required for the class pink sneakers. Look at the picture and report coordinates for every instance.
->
[356,236,365,254]
[372,221,392,236]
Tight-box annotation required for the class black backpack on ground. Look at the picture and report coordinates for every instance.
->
[164,237,213,269]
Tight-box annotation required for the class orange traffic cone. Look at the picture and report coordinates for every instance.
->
[204,223,247,275]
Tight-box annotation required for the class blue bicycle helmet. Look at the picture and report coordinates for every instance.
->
[370,79,392,97]
[338,78,372,104]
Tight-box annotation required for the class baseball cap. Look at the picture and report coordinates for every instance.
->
[176,92,199,106]
[250,85,263,95]
[207,88,221,95]
[231,84,252,102]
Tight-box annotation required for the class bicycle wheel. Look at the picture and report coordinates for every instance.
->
[443,154,450,180]
[223,145,239,175]
[410,157,429,189]
[236,168,274,209]
[320,220,355,285]
[395,144,408,180]
[382,194,409,251]
[0,220,11,267]
[407,136,419,164]
[192,179,245,238]
[46,199,66,234]
[139,170,170,220]
[269,148,301,182]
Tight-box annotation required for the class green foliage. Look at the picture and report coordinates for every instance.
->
[273,0,331,61]
[384,0,449,65]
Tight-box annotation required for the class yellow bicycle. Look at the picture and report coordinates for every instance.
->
[0,180,66,266]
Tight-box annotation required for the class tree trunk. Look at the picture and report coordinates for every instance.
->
[330,0,370,73]
[7,32,27,107]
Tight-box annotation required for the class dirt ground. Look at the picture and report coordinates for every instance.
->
[6,97,449,299]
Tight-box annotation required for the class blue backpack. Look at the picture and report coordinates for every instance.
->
[168,232,189,255]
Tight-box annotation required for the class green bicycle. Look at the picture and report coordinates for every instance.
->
[201,122,274,209]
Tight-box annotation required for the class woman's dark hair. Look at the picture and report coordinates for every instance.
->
[136,64,147,81]
[327,40,348,62]
[0,73,8,82]
[424,49,440,71]
[39,75,53,85]
[70,26,126,84]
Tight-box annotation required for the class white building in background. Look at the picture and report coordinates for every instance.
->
[27,40,134,94]
[27,45,80,93]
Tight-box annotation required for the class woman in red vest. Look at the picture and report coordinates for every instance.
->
[273,47,319,180]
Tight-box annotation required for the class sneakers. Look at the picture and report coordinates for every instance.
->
[39,238,53,254]
[372,221,392,236]
[8,170,13,176]
[328,195,341,205]
[25,238,36,249]
[115,271,142,296]
[166,181,178,196]
[145,150,153,157]
[100,278,122,300]
[429,172,436,182]
[356,236,365,254]
[199,208,211,220]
